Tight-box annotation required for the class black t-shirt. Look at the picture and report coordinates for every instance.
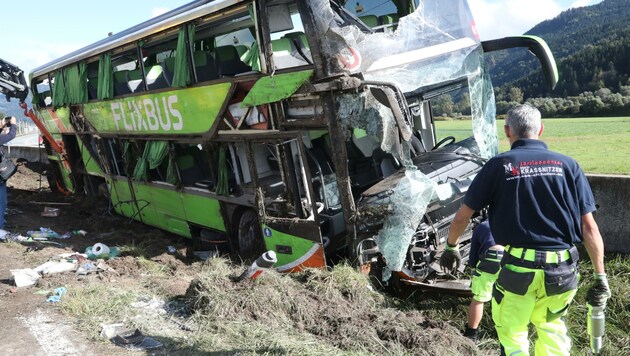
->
[464,139,596,250]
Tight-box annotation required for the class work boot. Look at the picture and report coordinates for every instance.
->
[463,326,479,343]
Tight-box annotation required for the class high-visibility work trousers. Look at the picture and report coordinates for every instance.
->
[471,248,503,302]
[491,253,579,356]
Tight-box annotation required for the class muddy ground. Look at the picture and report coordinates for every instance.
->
[0,161,479,355]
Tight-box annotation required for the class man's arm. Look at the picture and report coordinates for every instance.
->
[446,203,475,246]
[582,212,605,273]
[0,117,17,146]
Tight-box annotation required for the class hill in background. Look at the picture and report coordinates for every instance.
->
[488,0,630,100]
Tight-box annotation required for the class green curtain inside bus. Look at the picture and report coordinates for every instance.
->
[31,82,41,106]
[133,141,177,184]
[216,146,228,196]
[172,25,195,88]
[242,42,261,72]
[65,62,88,104]
[52,70,67,107]
[98,53,114,99]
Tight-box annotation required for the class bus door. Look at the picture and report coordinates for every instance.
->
[247,132,326,272]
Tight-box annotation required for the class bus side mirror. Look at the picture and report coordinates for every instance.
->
[481,36,558,91]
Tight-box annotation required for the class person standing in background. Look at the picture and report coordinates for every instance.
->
[462,220,503,342]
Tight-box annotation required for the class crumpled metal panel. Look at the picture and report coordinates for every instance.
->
[310,0,499,276]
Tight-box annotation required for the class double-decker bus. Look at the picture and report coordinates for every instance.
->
[26,0,557,290]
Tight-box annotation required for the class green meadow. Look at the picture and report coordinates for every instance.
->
[435,117,630,175]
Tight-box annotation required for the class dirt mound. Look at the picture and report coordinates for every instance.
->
[185,259,476,355]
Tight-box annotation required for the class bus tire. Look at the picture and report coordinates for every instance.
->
[237,209,265,260]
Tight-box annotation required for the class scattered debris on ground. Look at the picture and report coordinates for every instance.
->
[1,161,628,355]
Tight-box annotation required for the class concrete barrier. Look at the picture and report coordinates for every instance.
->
[587,174,630,254]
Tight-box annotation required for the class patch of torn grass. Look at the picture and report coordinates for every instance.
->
[184,258,477,355]
[59,282,138,339]
[136,256,171,277]
[118,240,151,257]
[1,240,23,249]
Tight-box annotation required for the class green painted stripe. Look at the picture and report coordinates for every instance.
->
[83,83,231,134]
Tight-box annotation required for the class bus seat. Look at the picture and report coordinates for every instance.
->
[146,65,168,90]
[193,51,219,82]
[214,45,252,77]
[379,13,399,31]
[359,15,378,29]
[234,45,248,58]
[87,77,98,100]
[113,70,131,96]
[351,129,379,158]
[282,32,312,63]
[271,38,309,69]
[128,69,144,93]
[161,57,176,86]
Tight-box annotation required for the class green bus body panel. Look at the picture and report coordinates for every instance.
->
[37,107,73,134]
[108,179,137,218]
[261,224,318,267]
[107,178,226,238]
[242,70,313,107]
[180,193,226,232]
[82,83,232,134]
[78,140,105,176]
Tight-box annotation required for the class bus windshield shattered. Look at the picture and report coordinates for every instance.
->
[307,0,499,287]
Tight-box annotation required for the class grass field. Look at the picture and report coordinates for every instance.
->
[435,117,630,175]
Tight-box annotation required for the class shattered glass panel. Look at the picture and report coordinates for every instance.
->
[469,69,499,158]
[309,0,499,157]
[375,168,435,279]
[308,0,499,278]
[336,91,404,162]
[322,174,341,210]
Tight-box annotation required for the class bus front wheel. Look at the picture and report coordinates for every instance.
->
[237,209,265,261]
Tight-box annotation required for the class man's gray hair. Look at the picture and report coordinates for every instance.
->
[505,103,542,139]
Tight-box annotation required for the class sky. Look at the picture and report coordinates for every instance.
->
[0,0,603,79]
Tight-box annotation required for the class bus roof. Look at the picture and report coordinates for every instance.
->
[30,0,243,79]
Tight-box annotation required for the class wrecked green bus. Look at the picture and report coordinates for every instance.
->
[27,0,557,289]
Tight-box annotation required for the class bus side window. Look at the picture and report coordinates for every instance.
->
[87,61,99,100]
[141,28,179,89]
[176,144,214,189]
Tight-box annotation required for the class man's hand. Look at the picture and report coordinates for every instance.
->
[439,244,462,273]
[9,116,16,125]
[587,273,611,307]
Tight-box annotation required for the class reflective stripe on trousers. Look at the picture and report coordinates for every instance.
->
[492,262,579,356]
